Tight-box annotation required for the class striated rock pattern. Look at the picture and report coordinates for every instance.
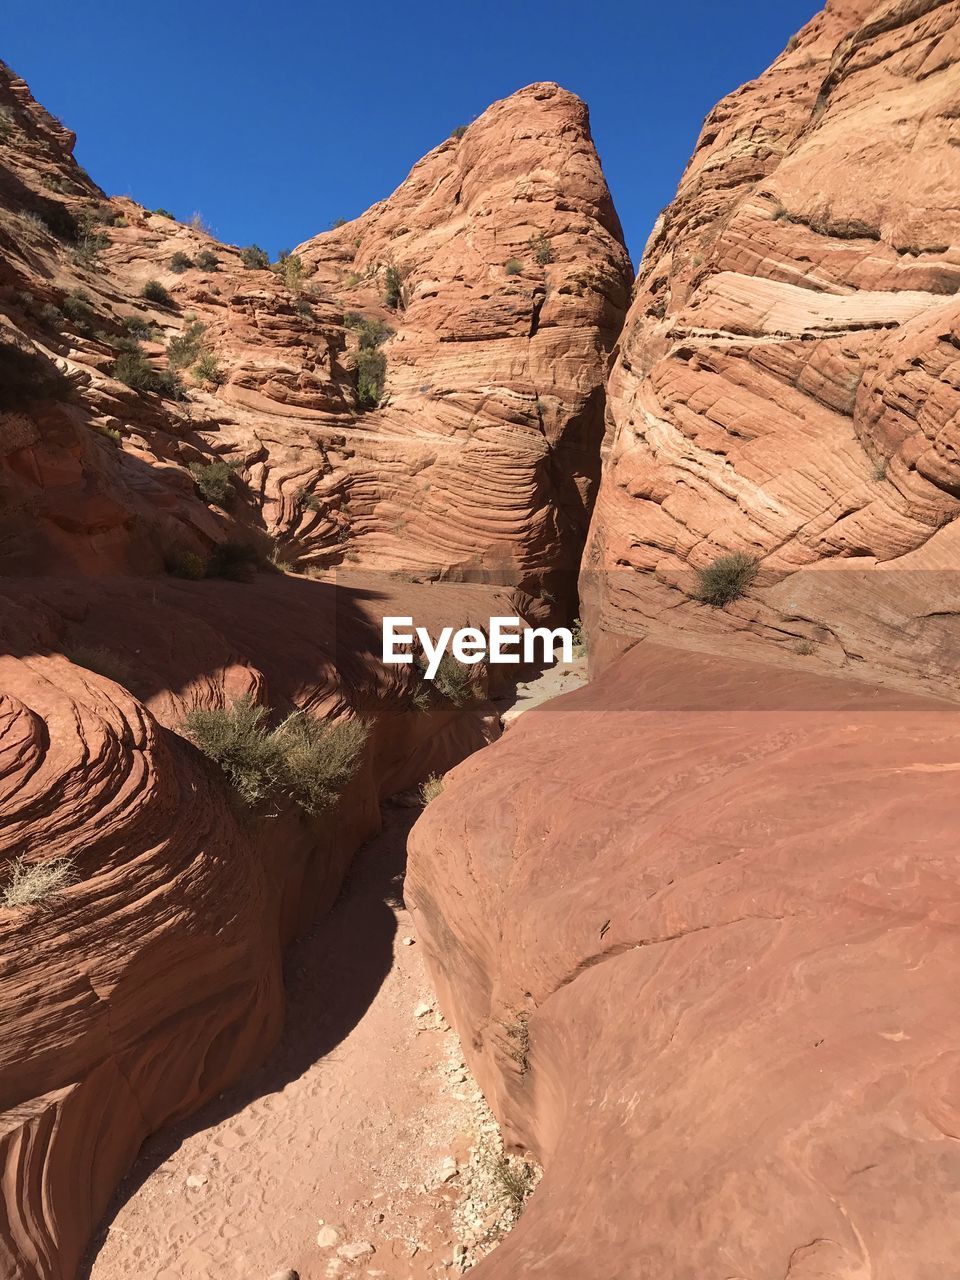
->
[582,0,960,692]
[298,82,631,609]
[408,640,960,1278]
[0,66,630,611]
[0,572,508,1280]
[0,58,628,1280]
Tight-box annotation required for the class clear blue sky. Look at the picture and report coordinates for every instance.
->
[4,0,822,263]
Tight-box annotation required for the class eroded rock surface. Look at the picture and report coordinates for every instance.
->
[0,60,629,1280]
[582,0,960,692]
[408,641,960,1277]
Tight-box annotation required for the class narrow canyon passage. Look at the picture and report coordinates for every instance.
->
[84,660,585,1280]
[84,808,476,1280]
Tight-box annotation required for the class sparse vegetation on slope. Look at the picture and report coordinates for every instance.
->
[693,552,758,606]
[2,856,76,908]
[184,696,367,812]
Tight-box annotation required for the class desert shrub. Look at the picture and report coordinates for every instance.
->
[451,124,468,139]
[504,258,523,276]
[195,249,219,270]
[152,208,176,219]
[72,230,109,267]
[0,341,71,410]
[421,773,444,803]
[62,289,97,333]
[693,552,758,606]
[65,643,133,687]
[169,251,194,273]
[240,244,270,269]
[166,320,206,369]
[37,301,63,331]
[427,651,482,706]
[165,548,206,579]
[383,262,407,309]
[113,347,158,392]
[344,312,393,348]
[206,540,260,581]
[189,458,238,505]
[490,1153,535,1213]
[528,232,553,265]
[1,856,76,908]
[141,279,174,307]
[571,617,588,657]
[155,369,186,400]
[192,352,224,385]
[355,347,386,409]
[122,314,157,341]
[184,697,286,806]
[0,107,14,142]
[184,696,366,811]
[273,712,368,814]
[279,253,306,292]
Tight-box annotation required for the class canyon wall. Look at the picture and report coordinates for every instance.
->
[582,0,960,693]
[409,2,960,1276]
[0,64,628,1279]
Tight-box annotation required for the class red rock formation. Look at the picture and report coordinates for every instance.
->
[408,640,960,1277]
[582,0,960,692]
[1,66,630,611]
[0,571,512,1280]
[0,61,629,1280]
[298,83,631,610]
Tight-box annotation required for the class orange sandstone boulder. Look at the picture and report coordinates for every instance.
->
[408,640,960,1278]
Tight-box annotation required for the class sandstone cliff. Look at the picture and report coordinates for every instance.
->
[0,64,628,1280]
[582,0,960,693]
[408,3,960,1276]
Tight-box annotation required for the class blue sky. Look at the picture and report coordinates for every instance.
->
[4,0,822,263]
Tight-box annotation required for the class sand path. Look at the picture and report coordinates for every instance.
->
[86,656,584,1280]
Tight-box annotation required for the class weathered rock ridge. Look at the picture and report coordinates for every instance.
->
[582,0,960,693]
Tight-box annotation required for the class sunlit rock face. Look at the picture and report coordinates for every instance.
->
[582,0,960,695]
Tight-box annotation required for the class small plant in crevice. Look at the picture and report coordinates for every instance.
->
[528,232,553,265]
[188,458,239,505]
[502,1011,530,1075]
[112,347,159,393]
[451,124,468,140]
[168,251,194,273]
[206,540,261,582]
[165,548,206,580]
[504,258,523,276]
[421,773,444,804]
[141,279,174,307]
[693,551,759,607]
[489,1154,536,1215]
[383,262,408,310]
[192,351,224,386]
[355,346,387,409]
[2,856,76,909]
[151,207,176,219]
[166,320,206,369]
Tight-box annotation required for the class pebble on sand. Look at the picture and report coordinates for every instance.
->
[316,1224,342,1248]
[336,1241,375,1261]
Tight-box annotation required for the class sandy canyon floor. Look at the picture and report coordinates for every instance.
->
[83,657,585,1280]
